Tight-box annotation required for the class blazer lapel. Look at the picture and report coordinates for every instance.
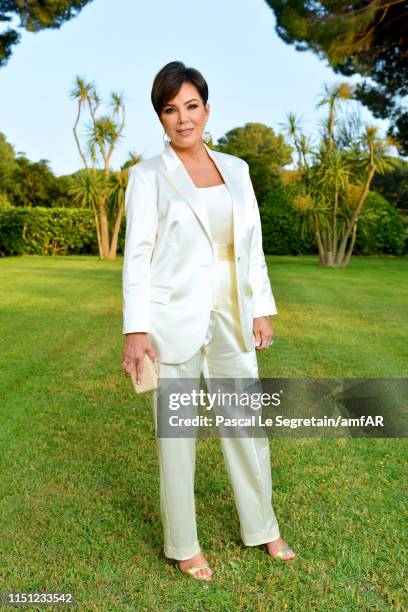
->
[160,141,244,248]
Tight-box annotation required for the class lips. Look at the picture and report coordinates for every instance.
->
[177,128,194,135]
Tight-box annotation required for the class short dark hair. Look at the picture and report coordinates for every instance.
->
[151,61,209,117]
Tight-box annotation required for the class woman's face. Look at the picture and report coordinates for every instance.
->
[160,81,209,149]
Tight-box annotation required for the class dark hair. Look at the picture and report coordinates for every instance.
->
[151,61,209,117]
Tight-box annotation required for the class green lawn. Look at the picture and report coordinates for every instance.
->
[0,255,406,610]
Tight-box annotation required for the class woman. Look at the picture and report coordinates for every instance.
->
[121,61,296,580]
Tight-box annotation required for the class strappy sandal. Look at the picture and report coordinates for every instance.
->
[179,562,213,581]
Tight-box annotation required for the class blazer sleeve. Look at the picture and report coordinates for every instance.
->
[122,165,158,334]
[245,162,278,318]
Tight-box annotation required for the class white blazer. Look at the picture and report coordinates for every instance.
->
[122,141,278,364]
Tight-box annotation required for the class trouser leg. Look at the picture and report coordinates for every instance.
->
[203,258,281,546]
[150,312,218,560]
[218,435,280,545]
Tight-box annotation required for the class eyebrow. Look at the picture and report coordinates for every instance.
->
[163,98,200,108]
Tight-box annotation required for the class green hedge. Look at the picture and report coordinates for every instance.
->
[0,190,406,256]
[0,204,102,256]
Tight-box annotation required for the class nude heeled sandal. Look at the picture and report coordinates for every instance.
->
[179,562,213,580]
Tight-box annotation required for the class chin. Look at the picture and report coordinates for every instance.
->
[174,136,201,147]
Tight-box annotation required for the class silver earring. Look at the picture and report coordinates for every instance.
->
[163,130,171,144]
[202,126,212,143]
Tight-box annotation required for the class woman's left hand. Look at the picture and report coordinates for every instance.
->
[253,316,274,350]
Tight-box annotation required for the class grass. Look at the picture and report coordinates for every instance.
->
[0,254,407,611]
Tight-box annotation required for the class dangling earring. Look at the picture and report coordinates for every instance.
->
[163,130,171,144]
[202,125,212,144]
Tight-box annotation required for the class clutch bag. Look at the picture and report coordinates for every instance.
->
[130,354,159,394]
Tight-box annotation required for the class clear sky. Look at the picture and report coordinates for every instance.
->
[0,0,391,176]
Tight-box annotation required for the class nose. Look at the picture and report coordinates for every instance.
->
[177,110,189,124]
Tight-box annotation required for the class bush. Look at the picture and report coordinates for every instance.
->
[354,192,407,256]
[0,193,11,208]
[0,191,405,257]
[260,185,316,255]
[0,206,99,256]
[259,186,407,256]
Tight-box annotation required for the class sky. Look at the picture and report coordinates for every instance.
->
[0,0,392,176]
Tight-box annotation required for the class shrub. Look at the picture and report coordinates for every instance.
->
[260,185,316,255]
[0,206,99,256]
[354,192,407,255]
[260,186,406,256]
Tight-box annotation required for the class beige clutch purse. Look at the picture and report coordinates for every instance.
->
[130,354,159,394]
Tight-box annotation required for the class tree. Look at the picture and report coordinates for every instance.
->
[265,0,408,154]
[215,122,293,201]
[284,82,394,267]
[69,76,137,259]
[0,0,93,67]
[0,131,17,197]
[11,156,59,207]
[371,157,408,210]
[0,131,80,207]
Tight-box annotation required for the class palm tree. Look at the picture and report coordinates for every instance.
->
[67,169,104,254]
[287,82,394,267]
[335,126,395,267]
[69,76,129,259]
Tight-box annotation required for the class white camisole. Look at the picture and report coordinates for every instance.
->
[196,183,239,314]
[196,183,234,245]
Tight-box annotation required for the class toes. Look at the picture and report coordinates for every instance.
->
[178,553,213,580]
[194,568,212,580]
[282,550,296,560]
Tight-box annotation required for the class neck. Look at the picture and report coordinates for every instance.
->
[170,141,207,164]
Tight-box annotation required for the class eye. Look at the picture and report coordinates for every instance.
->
[163,104,198,114]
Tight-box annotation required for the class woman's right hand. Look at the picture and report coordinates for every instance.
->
[121,332,158,384]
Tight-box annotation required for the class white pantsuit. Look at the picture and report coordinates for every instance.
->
[122,142,281,560]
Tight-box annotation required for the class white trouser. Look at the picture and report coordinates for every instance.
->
[150,246,281,560]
